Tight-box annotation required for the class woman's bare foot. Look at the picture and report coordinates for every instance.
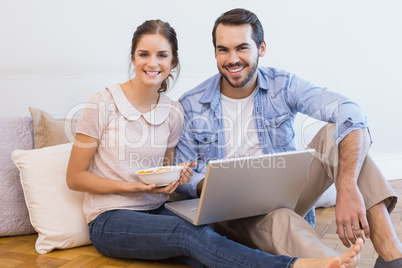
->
[293,238,363,268]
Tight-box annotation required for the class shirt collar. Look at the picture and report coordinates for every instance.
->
[199,73,221,105]
[199,68,269,105]
[257,68,270,91]
[107,84,172,125]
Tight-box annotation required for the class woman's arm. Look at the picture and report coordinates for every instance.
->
[164,147,175,166]
[66,133,177,194]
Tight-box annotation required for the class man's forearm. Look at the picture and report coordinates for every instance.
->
[336,128,371,190]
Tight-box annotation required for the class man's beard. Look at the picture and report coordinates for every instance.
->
[219,57,259,88]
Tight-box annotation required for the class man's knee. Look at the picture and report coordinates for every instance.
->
[309,123,336,148]
[252,208,296,230]
[269,208,295,218]
[308,123,339,168]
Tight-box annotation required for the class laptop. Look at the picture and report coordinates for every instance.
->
[165,149,314,225]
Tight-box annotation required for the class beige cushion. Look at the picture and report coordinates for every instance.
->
[29,107,77,149]
[12,143,91,254]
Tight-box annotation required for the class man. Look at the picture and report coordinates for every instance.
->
[175,8,402,268]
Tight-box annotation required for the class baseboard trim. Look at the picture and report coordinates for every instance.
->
[372,154,402,181]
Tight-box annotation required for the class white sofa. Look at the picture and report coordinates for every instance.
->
[0,108,90,254]
[0,109,336,254]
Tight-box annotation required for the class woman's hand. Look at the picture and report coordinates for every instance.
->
[131,161,197,194]
[134,180,180,194]
[177,162,197,186]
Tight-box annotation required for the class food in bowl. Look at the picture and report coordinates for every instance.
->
[138,167,173,174]
[136,165,183,186]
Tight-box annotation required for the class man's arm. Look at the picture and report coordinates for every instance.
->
[174,107,210,198]
[336,127,371,247]
[286,73,373,245]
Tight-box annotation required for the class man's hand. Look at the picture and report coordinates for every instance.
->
[335,182,370,247]
[336,128,371,247]
[178,162,197,186]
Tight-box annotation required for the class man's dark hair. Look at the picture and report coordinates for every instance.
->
[212,8,264,48]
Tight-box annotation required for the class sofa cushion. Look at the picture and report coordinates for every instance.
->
[29,107,77,149]
[0,117,35,236]
[12,143,90,254]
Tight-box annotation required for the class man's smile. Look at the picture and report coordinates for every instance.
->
[227,66,245,73]
[224,64,247,76]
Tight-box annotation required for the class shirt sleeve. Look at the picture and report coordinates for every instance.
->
[174,99,206,198]
[75,91,111,140]
[167,101,185,148]
[287,74,369,144]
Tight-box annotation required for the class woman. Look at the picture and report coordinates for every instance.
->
[66,19,362,268]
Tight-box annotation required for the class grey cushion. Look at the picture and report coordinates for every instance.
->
[0,117,35,236]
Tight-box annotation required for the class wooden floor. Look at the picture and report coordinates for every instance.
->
[314,179,402,268]
[1,180,401,268]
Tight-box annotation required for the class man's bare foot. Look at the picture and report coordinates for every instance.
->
[293,238,363,268]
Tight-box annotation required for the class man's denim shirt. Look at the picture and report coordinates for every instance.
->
[175,67,368,199]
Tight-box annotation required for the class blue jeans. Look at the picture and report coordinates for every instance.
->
[304,208,316,228]
[88,207,298,268]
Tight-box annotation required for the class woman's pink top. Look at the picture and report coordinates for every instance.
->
[75,84,184,223]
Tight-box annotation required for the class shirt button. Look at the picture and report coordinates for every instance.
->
[274,122,278,126]
[204,138,208,142]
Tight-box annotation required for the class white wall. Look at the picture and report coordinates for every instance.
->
[1,0,401,179]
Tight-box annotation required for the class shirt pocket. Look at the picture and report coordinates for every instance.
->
[264,112,294,147]
[193,132,217,158]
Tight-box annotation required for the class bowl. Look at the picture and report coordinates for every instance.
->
[136,165,183,186]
